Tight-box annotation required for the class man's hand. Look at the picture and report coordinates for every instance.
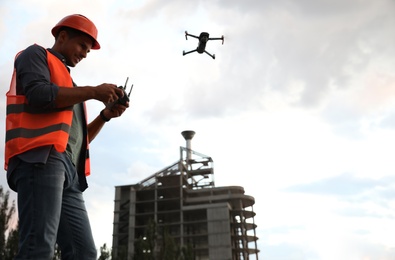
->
[56,83,124,108]
[102,102,129,120]
[94,83,124,104]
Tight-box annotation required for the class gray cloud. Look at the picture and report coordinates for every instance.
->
[285,172,395,197]
[285,172,395,224]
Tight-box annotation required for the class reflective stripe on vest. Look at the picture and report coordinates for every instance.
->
[5,48,90,176]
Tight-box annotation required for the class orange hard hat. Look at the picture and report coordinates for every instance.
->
[51,14,100,49]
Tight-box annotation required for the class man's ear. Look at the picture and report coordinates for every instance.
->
[57,30,68,45]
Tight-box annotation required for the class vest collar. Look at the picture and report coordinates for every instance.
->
[47,48,68,68]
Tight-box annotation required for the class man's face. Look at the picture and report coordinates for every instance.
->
[58,32,93,67]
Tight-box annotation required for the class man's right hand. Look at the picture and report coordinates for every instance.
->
[55,83,125,108]
[94,83,124,104]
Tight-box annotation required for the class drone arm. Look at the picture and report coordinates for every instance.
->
[183,49,197,56]
[204,50,215,59]
[185,31,199,40]
[209,36,225,44]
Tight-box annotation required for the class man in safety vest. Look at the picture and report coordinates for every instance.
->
[4,14,129,259]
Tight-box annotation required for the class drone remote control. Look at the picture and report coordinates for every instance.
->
[107,77,133,108]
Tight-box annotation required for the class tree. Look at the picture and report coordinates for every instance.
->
[160,227,177,260]
[98,243,112,260]
[133,219,156,260]
[0,185,17,260]
[4,227,18,260]
[53,244,61,260]
[133,219,196,260]
[181,243,194,260]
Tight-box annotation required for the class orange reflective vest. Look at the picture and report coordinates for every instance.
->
[5,48,91,176]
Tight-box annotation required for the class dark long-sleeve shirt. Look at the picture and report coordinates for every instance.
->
[15,44,60,107]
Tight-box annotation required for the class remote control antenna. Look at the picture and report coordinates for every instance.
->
[127,84,133,97]
[123,77,129,90]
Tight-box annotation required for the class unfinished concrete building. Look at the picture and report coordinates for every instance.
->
[112,130,259,260]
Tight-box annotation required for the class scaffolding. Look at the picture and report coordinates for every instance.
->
[112,131,259,260]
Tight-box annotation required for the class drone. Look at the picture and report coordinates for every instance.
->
[183,31,224,59]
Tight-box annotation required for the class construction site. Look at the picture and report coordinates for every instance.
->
[112,130,259,260]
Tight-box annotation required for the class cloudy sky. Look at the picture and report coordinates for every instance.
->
[1,0,395,259]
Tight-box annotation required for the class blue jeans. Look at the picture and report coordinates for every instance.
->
[9,149,97,260]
